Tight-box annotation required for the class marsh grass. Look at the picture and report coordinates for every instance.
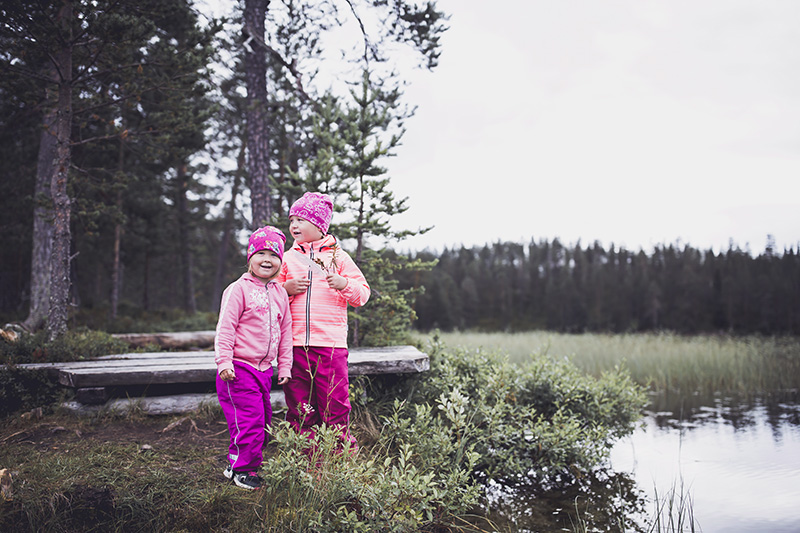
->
[647,479,699,533]
[569,479,698,533]
[414,331,800,396]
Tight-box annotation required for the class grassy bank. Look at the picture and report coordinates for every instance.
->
[413,331,800,396]
[1,336,648,532]
[0,405,483,533]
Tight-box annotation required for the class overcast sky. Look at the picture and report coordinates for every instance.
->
[382,0,800,254]
[200,0,800,255]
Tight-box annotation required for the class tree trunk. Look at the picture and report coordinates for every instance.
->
[143,247,150,311]
[47,0,74,341]
[23,104,57,331]
[176,163,197,313]
[211,145,245,312]
[244,0,271,228]
[110,190,123,320]
[110,133,125,320]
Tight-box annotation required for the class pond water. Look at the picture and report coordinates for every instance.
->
[610,393,800,532]
[480,392,800,532]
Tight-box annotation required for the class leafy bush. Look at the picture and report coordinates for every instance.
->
[0,367,64,417]
[380,336,648,488]
[0,328,129,416]
[246,420,480,532]
[0,328,130,364]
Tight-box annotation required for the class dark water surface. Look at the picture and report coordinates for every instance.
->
[610,393,800,533]
[480,393,800,532]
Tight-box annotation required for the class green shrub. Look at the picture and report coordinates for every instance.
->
[382,335,647,488]
[0,328,129,364]
[0,367,64,417]
[245,421,480,532]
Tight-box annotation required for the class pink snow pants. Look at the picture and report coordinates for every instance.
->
[216,360,274,472]
[284,346,356,446]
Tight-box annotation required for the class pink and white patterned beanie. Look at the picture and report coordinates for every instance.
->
[247,226,286,263]
[289,192,333,235]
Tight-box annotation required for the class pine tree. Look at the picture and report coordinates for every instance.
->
[1,0,219,334]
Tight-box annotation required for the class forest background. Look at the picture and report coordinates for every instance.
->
[1,0,798,344]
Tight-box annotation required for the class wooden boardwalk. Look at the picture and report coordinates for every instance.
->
[12,333,429,413]
[19,345,430,389]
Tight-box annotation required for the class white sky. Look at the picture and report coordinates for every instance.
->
[383,0,800,254]
[199,0,800,255]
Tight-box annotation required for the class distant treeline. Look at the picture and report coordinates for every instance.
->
[400,239,800,335]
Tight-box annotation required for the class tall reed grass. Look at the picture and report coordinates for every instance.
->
[413,331,800,396]
[570,478,699,533]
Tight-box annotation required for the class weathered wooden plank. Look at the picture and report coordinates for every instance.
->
[93,351,212,361]
[112,331,216,349]
[62,391,287,417]
[15,345,429,389]
[59,365,215,387]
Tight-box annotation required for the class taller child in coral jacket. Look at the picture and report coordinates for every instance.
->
[277,192,370,449]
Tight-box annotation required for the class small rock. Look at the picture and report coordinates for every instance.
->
[0,468,12,501]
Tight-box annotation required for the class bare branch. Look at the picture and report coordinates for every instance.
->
[343,0,372,69]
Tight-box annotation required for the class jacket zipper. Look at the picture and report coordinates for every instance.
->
[258,282,273,369]
[304,245,313,347]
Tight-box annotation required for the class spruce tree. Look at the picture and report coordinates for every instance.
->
[1,0,219,335]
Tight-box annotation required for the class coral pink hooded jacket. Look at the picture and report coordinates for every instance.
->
[277,235,370,348]
[214,273,293,379]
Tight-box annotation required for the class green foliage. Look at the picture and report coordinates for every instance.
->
[249,419,480,532]
[278,71,435,346]
[0,0,224,323]
[0,438,248,532]
[0,367,63,418]
[406,240,800,335]
[0,328,129,365]
[384,337,647,488]
[0,336,648,531]
[355,249,434,346]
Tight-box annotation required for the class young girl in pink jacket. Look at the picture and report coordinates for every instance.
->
[277,192,370,450]
[215,226,293,490]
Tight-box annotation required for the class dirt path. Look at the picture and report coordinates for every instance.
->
[1,409,231,464]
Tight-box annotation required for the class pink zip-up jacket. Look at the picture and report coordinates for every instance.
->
[277,234,370,348]
[214,273,293,379]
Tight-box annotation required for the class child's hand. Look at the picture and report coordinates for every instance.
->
[326,272,348,291]
[220,368,235,381]
[284,278,310,295]
[277,377,289,386]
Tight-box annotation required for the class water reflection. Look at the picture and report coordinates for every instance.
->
[647,390,800,433]
[476,470,648,532]
[479,394,800,532]
[611,393,800,533]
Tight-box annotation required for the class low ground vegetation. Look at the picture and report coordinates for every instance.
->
[0,332,647,532]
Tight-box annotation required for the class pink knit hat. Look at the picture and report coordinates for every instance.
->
[247,226,286,263]
[289,192,333,234]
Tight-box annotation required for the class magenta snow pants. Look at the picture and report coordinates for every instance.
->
[216,360,274,472]
[284,346,356,446]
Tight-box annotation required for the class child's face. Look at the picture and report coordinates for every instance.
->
[289,216,324,243]
[248,250,282,282]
